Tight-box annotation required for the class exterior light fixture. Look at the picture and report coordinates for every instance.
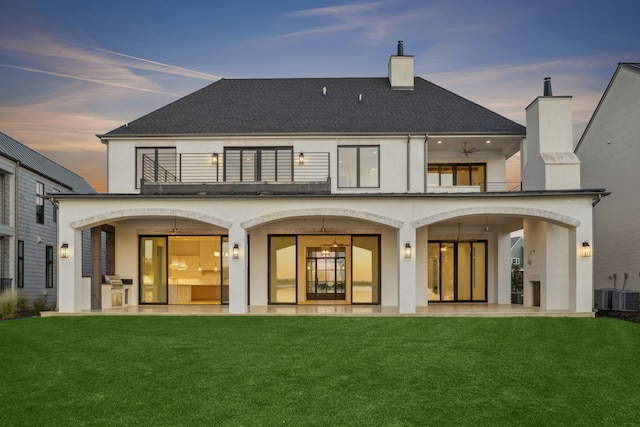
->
[581,241,591,257]
[212,153,218,164]
[404,242,412,259]
[298,153,305,164]
[60,243,69,258]
[232,243,240,259]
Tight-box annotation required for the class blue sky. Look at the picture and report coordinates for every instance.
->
[0,0,638,191]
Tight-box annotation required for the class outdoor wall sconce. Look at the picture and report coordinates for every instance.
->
[60,243,69,258]
[232,243,240,259]
[211,153,218,164]
[298,153,305,164]
[581,241,591,257]
[404,242,412,259]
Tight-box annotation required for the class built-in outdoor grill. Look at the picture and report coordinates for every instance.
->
[103,275,124,307]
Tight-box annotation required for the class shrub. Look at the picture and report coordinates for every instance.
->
[16,292,29,313]
[32,294,48,314]
[0,290,18,319]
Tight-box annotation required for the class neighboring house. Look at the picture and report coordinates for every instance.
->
[575,63,640,292]
[55,42,603,313]
[510,236,524,270]
[0,132,95,307]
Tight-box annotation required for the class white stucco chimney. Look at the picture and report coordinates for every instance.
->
[388,40,414,90]
[522,77,581,190]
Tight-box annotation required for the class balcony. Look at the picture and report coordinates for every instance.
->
[140,152,331,195]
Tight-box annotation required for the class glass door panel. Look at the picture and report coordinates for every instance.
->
[269,236,297,303]
[457,243,472,301]
[221,238,230,304]
[352,236,379,304]
[440,243,455,301]
[140,237,168,304]
[472,242,486,301]
[428,243,441,300]
[456,166,471,186]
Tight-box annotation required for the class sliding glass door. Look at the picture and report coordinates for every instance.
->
[428,241,487,302]
[139,235,228,304]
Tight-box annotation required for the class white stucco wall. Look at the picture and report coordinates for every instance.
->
[56,192,596,313]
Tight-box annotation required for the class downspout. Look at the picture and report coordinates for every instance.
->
[406,135,411,192]
[423,134,428,193]
[590,193,603,310]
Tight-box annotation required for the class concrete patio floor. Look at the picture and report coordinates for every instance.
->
[41,303,595,318]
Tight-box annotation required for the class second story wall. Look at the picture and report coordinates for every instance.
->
[105,134,518,195]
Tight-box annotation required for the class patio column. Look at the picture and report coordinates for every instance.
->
[570,225,593,313]
[58,228,84,313]
[398,224,416,313]
[496,232,511,304]
[228,224,248,313]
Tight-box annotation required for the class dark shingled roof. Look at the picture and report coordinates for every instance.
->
[103,77,525,136]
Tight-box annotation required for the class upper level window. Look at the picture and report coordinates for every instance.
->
[36,182,45,224]
[338,146,379,188]
[136,147,177,188]
[224,147,292,182]
[427,164,485,191]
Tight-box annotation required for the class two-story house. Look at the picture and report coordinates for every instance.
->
[575,63,640,295]
[0,131,95,308]
[55,43,604,314]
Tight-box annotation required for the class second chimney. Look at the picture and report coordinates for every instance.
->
[543,77,553,96]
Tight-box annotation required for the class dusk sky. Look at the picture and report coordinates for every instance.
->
[1,0,638,192]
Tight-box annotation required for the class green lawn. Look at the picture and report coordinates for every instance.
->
[1,316,638,426]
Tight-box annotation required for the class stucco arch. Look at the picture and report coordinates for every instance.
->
[411,206,581,229]
[69,208,233,230]
[241,207,404,230]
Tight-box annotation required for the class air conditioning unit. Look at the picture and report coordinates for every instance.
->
[594,288,616,310]
[611,290,640,311]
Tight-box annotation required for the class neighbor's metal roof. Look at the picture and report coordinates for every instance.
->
[0,131,96,193]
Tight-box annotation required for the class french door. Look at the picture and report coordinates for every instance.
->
[306,247,346,300]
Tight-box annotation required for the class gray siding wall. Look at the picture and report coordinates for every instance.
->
[16,166,58,308]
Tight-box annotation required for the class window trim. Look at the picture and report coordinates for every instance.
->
[36,181,45,224]
[17,240,24,288]
[337,145,380,188]
[46,245,54,288]
[427,163,486,191]
[223,147,293,182]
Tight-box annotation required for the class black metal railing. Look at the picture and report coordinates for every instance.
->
[142,152,330,185]
[484,182,522,192]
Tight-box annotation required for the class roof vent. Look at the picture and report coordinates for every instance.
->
[543,77,552,96]
[397,40,404,56]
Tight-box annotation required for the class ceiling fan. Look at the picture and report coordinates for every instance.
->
[460,141,480,156]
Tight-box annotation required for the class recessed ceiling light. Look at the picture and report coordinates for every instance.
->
[486,140,491,144]
[437,140,442,144]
